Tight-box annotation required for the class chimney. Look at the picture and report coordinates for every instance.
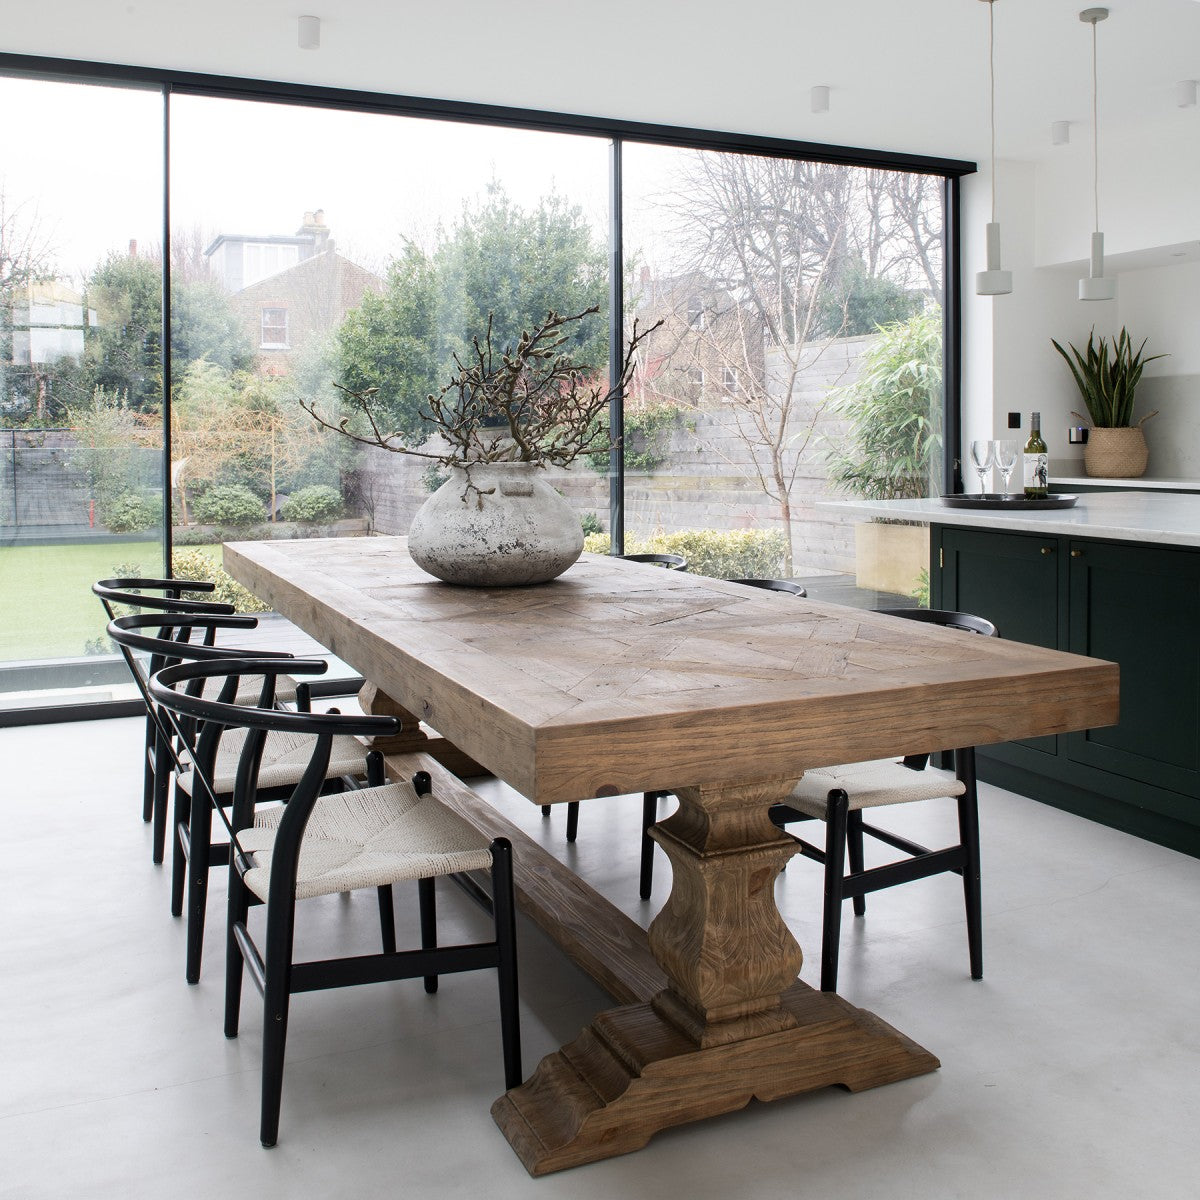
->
[640,266,651,287]
[128,239,138,258]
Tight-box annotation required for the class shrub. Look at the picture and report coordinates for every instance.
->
[190,484,264,527]
[584,528,787,580]
[580,511,604,536]
[171,548,270,613]
[280,484,343,524]
[102,491,162,533]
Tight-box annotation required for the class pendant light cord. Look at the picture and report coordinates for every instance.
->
[1091,17,1100,233]
[988,0,997,223]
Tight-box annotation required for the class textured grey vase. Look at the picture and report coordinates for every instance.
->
[407,462,584,586]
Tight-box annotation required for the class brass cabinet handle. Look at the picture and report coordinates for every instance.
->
[1070,549,1084,558]
[1041,546,1054,555]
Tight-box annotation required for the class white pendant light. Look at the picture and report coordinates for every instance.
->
[1079,8,1116,302]
[976,0,1012,296]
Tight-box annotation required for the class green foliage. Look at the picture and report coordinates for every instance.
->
[911,568,931,608]
[421,464,450,493]
[825,310,944,500]
[101,490,162,533]
[171,548,270,613]
[84,253,254,412]
[279,484,342,523]
[586,402,680,475]
[583,528,787,579]
[580,511,604,536]
[334,186,608,440]
[1051,327,1167,428]
[814,260,924,338]
[190,484,264,527]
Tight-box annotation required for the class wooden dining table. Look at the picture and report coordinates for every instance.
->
[225,536,1118,1175]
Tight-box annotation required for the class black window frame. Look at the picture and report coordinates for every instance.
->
[0,51,974,725]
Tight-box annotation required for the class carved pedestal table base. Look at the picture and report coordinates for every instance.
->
[491,778,940,1175]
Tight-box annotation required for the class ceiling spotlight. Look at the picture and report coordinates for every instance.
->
[811,86,830,114]
[1177,80,1198,108]
[1051,120,1070,145]
[298,15,321,50]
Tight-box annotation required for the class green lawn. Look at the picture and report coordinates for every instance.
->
[0,540,221,662]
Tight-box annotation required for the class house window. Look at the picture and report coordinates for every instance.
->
[261,307,289,349]
[687,366,704,388]
[687,299,705,330]
[723,366,739,393]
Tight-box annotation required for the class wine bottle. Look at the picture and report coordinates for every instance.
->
[1023,412,1048,499]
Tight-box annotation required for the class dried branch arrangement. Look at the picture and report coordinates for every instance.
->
[302,307,660,470]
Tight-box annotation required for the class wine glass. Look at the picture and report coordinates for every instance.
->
[994,439,1019,496]
[969,439,994,496]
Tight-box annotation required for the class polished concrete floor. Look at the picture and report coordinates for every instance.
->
[2,716,1197,1199]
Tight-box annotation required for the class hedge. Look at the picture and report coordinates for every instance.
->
[171,548,270,613]
[583,528,788,579]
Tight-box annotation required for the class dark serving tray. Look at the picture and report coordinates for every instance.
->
[942,493,1078,510]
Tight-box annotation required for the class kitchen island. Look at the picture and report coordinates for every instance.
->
[827,491,1200,858]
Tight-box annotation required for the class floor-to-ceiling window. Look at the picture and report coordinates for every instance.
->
[617,143,947,597]
[0,74,163,713]
[0,55,969,721]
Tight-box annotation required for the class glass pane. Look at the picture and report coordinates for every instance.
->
[622,144,945,606]
[0,76,163,711]
[168,95,611,615]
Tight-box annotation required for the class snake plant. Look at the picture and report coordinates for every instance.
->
[1051,327,1167,428]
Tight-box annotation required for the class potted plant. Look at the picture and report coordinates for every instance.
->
[1051,327,1167,478]
[301,307,657,585]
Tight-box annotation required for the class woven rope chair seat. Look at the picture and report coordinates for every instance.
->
[237,778,495,901]
[234,673,298,706]
[178,727,369,796]
[786,758,967,819]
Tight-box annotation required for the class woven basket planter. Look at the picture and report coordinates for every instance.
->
[1084,427,1148,478]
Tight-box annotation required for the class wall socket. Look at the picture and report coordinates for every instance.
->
[1007,412,1022,429]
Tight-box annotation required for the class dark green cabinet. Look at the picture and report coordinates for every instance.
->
[932,523,1200,857]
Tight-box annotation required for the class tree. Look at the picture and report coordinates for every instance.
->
[84,251,255,412]
[334,186,607,439]
[640,154,943,573]
[824,310,944,500]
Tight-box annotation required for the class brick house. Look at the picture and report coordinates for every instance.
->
[204,211,383,376]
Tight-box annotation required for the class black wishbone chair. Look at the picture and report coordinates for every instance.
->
[769,608,998,992]
[149,657,522,1149]
[108,613,378,985]
[94,576,238,861]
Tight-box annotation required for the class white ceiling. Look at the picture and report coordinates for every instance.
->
[3,0,1198,165]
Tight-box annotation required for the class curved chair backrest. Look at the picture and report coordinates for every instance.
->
[94,577,235,621]
[150,657,398,843]
[876,607,998,639]
[728,578,807,597]
[618,553,688,570]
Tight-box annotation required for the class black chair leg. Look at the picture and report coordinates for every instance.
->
[151,730,171,865]
[820,790,850,993]
[565,800,580,843]
[847,808,867,917]
[225,871,250,1038]
[377,885,397,954]
[638,792,659,900]
[260,892,298,1149]
[418,877,438,994]
[142,716,156,823]
[956,748,984,981]
[185,790,213,985]
[170,785,189,918]
[491,839,522,1090]
[540,805,551,818]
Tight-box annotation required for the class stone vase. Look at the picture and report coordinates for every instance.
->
[407,461,584,586]
[1084,427,1149,478]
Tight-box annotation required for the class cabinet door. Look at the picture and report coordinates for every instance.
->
[939,526,1062,754]
[1067,540,1200,799]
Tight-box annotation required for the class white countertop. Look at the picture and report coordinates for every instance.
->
[1049,474,1200,492]
[823,491,1200,548]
